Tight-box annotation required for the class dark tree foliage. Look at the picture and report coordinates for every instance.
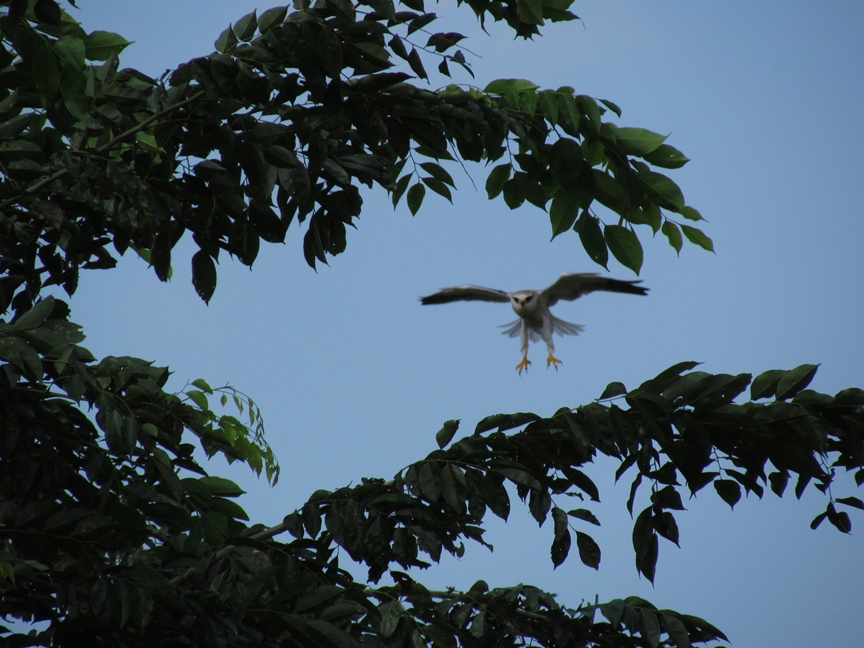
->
[0,0,861,646]
[0,0,707,314]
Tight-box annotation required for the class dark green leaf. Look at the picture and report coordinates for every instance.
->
[303,222,326,269]
[810,512,827,530]
[465,468,487,520]
[484,78,539,94]
[496,467,541,491]
[714,479,740,509]
[435,419,459,449]
[563,467,600,502]
[199,476,245,497]
[406,48,427,79]
[364,0,397,20]
[502,175,527,209]
[613,127,667,156]
[550,507,571,568]
[406,182,425,215]
[191,378,213,393]
[528,487,551,524]
[599,381,627,400]
[389,35,409,60]
[302,502,322,538]
[768,470,789,497]
[653,511,679,546]
[485,163,511,199]
[679,614,729,642]
[549,193,579,239]
[191,251,217,304]
[391,174,411,207]
[826,502,852,533]
[150,232,172,282]
[637,169,685,211]
[598,97,622,117]
[475,412,539,434]
[604,224,643,274]
[652,485,685,511]
[638,609,662,648]
[575,212,608,268]
[516,0,544,25]
[795,474,812,500]
[426,32,465,53]
[233,10,258,41]
[680,225,715,252]
[0,337,43,379]
[317,27,344,79]
[14,296,55,329]
[643,143,690,169]
[33,45,60,99]
[567,508,600,526]
[441,464,466,514]
[421,176,453,202]
[557,93,582,135]
[775,364,819,400]
[576,531,600,569]
[577,95,602,132]
[751,369,785,400]
[600,599,625,626]
[661,221,682,254]
[419,162,455,187]
[593,170,630,216]
[537,90,559,123]
[632,506,657,582]
[836,496,864,511]
[627,473,642,515]
[418,462,441,502]
[258,6,289,31]
[484,472,510,521]
[214,25,238,54]
[661,613,692,648]
[34,0,61,24]
[59,67,89,118]
[83,31,132,61]
[283,512,304,538]
[264,145,299,168]
[678,206,703,221]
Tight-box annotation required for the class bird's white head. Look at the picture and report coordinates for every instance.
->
[509,290,541,316]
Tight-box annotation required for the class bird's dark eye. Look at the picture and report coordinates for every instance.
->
[525,295,534,303]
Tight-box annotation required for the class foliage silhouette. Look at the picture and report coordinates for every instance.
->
[0,1,860,646]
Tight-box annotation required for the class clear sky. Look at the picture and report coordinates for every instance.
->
[67,1,864,645]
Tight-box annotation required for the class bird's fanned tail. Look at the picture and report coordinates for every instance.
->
[499,315,585,341]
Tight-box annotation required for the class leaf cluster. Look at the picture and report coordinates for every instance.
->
[276,362,863,588]
[1,298,754,647]
[1,0,705,319]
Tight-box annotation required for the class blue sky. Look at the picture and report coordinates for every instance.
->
[67,1,864,645]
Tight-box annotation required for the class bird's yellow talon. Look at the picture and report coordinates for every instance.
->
[516,357,531,374]
[547,354,562,370]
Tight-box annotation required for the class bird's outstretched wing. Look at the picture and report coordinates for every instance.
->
[541,273,648,307]
[420,285,510,305]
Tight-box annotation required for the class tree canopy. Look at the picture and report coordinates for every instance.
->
[1,0,862,646]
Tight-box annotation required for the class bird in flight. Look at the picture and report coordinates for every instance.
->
[420,272,648,374]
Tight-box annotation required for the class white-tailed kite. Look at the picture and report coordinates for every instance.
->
[420,272,648,374]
